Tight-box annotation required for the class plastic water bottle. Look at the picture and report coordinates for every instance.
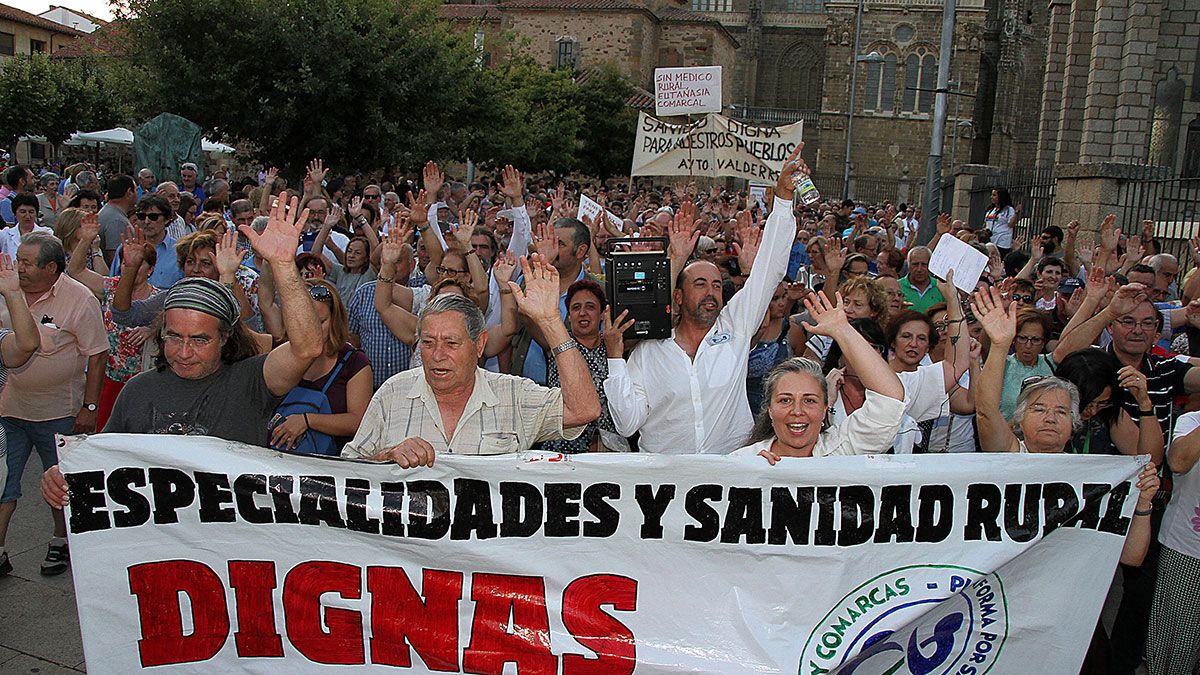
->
[794,175,821,206]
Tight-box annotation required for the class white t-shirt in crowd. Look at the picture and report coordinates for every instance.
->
[1161,411,1200,558]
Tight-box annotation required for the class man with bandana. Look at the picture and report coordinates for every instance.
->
[39,194,324,507]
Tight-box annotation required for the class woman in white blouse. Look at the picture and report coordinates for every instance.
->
[733,290,905,463]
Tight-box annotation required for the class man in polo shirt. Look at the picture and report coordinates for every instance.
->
[1,232,108,576]
[899,246,944,314]
[0,164,34,225]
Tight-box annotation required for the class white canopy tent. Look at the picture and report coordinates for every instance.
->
[63,127,235,154]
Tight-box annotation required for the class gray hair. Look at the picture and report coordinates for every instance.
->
[20,231,66,274]
[250,215,269,234]
[1146,253,1177,272]
[417,293,485,342]
[1011,376,1081,440]
[229,198,254,216]
[746,357,829,445]
[75,171,99,190]
[906,245,931,263]
[40,172,60,187]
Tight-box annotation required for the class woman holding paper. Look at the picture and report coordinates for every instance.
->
[733,290,905,461]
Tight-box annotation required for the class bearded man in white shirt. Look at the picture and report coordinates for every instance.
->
[603,144,808,454]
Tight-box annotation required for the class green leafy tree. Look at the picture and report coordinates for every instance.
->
[575,64,638,180]
[0,55,122,145]
[114,0,488,175]
[467,57,583,175]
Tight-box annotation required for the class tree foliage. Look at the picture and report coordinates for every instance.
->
[0,55,122,145]
[574,64,639,180]
[116,0,483,175]
[107,0,642,177]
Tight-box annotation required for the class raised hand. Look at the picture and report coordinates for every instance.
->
[422,161,445,200]
[1109,283,1149,316]
[602,306,635,358]
[971,287,1017,345]
[0,254,18,293]
[263,166,278,187]
[241,190,308,264]
[484,205,500,230]
[824,242,848,272]
[120,224,147,269]
[1066,219,1080,239]
[1185,299,1200,330]
[499,165,524,203]
[492,250,518,285]
[550,184,566,217]
[449,209,477,250]
[307,158,326,185]
[379,215,411,267]
[1012,234,1027,253]
[214,228,243,279]
[79,211,101,243]
[1125,236,1145,265]
[668,199,699,261]
[801,290,850,337]
[734,211,762,274]
[407,189,429,226]
[1083,264,1110,301]
[324,204,343,230]
[1141,219,1155,243]
[1189,233,1200,267]
[936,213,952,235]
[773,141,807,200]
[1098,214,1119,252]
[533,220,556,261]
[509,253,561,325]
[348,195,365,220]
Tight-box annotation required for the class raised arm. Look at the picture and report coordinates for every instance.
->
[214,229,253,321]
[255,257,284,340]
[0,254,39,368]
[66,212,106,298]
[449,208,490,311]
[1053,282,1148,363]
[510,253,600,428]
[1108,365,1165,466]
[805,290,903,400]
[667,199,700,289]
[256,168,277,216]
[971,288,1021,453]
[726,142,805,330]
[240,192,323,396]
[374,219,420,344]
[484,252,521,358]
[936,271,971,389]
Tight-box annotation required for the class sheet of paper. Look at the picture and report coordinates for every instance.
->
[579,194,624,232]
[927,234,989,294]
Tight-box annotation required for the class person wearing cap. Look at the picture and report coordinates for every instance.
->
[40,194,324,506]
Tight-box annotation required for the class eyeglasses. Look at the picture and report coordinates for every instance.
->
[1013,294,1035,303]
[1113,317,1158,332]
[162,332,215,349]
[135,212,166,222]
[308,285,333,301]
[932,320,950,331]
[1015,334,1045,344]
[437,265,468,276]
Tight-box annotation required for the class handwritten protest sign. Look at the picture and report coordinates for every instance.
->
[654,66,723,116]
[632,112,803,183]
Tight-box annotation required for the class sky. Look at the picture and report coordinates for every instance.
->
[9,0,115,21]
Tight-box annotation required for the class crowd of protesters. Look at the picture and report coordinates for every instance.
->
[3,146,1200,674]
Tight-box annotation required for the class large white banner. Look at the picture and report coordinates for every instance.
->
[61,434,1143,674]
[631,112,803,183]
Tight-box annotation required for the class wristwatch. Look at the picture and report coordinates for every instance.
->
[84,403,98,412]
[550,339,579,357]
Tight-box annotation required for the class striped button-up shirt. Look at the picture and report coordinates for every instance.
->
[341,367,582,457]
[347,280,429,390]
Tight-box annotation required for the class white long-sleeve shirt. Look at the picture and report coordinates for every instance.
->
[603,195,796,454]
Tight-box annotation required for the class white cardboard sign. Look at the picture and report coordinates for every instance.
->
[654,66,722,116]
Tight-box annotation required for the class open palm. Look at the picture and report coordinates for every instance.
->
[242,191,306,263]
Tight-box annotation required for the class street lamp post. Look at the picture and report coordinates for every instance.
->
[842,0,885,201]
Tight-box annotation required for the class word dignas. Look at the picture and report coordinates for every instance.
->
[129,560,638,673]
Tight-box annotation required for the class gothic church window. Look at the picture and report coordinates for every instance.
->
[864,49,898,114]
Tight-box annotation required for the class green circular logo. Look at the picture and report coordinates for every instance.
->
[799,564,1008,675]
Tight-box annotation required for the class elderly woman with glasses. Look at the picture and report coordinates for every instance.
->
[996,309,1057,419]
[733,291,905,463]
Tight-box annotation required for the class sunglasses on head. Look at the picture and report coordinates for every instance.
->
[1013,293,1035,303]
[308,285,333,301]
